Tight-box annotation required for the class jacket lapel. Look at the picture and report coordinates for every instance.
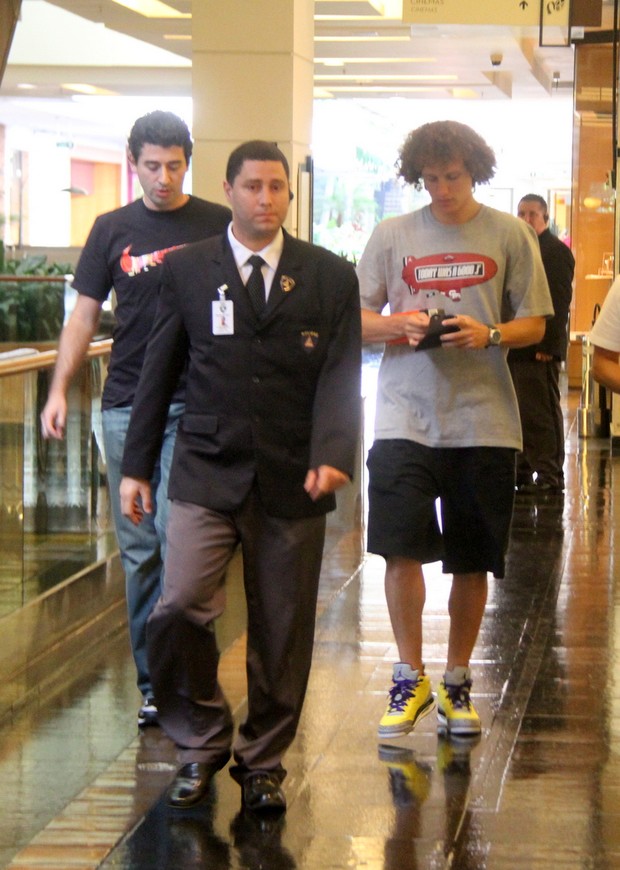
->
[264,233,304,319]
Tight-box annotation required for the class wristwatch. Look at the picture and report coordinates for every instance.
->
[486,325,502,347]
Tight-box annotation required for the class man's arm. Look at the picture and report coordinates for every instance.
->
[362,307,546,350]
[119,476,153,525]
[592,346,620,392]
[40,295,102,439]
[304,466,349,502]
[120,260,188,482]
[537,241,574,358]
[361,308,430,345]
[439,314,546,350]
[309,259,361,482]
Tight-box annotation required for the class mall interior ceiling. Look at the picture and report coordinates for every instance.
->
[0,0,615,107]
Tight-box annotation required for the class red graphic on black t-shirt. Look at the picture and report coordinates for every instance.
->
[402,252,498,302]
[120,244,186,277]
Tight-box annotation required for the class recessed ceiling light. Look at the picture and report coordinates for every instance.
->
[314,73,458,82]
[315,57,436,64]
[315,36,410,42]
[62,83,117,95]
[109,0,190,18]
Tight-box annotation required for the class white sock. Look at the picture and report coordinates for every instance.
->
[444,666,470,686]
[393,662,419,681]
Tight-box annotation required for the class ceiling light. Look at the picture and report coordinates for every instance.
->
[314,73,458,82]
[450,88,481,99]
[315,15,397,21]
[109,0,191,18]
[315,57,436,64]
[315,36,410,42]
[316,0,384,7]
[315,85,448,93]
[63,83,117,95]
[62,83,99,94]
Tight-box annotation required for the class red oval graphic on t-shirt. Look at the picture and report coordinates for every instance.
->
[402,253,498,301]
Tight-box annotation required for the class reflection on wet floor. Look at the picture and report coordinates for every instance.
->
[3,381,620,868]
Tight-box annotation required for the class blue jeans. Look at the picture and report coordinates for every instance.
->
[102,402,183,696]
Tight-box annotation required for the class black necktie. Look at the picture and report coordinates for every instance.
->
[246,255,266,315]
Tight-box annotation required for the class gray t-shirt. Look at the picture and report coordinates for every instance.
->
[358,204,553,450]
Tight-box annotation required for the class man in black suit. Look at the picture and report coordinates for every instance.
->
[508,194,575,494]
[119,140,361,815]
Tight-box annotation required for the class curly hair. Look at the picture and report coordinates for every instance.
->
[397,120,496,187]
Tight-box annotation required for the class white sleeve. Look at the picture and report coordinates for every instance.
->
[589,277,620,351]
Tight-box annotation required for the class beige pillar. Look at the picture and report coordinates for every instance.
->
[191,0,314,237]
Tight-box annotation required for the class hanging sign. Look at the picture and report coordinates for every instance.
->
[540,0,571,46]
[402,0,566,27]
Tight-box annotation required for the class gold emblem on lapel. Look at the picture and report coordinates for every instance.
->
[280,275,295,293]
[301,330,319,352]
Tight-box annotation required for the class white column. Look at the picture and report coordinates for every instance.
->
[191,0,314,237]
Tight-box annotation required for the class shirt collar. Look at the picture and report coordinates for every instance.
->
[227,225,284,273]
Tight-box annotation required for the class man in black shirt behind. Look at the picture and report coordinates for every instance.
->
[40,111,231,727]
[508,193,575,494]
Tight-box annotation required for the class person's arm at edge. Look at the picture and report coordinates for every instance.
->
[40,295,102,438]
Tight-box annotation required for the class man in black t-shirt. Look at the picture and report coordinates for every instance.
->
[41,111,231,727]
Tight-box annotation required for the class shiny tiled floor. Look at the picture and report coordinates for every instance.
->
[2,379,620,869]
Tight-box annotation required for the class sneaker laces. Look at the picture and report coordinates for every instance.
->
[386,677,418,713]
[443,679,473,710]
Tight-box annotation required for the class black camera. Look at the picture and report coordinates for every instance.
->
[415,308,459,351]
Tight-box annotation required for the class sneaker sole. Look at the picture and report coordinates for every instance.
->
[377,695,436,739]
[437,709,481,736]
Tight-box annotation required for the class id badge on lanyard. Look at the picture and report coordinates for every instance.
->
[212,284,234,335]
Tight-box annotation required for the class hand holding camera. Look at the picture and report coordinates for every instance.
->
[415,308,460,351]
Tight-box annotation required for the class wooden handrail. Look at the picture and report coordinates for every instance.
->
[0,275,69,283]
[0,339,112,377]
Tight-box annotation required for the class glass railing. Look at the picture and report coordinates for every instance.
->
[0,340,116,619]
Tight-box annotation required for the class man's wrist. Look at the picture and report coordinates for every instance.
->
[486,325,502,347]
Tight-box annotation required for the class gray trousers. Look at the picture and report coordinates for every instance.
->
[147,486,326,782]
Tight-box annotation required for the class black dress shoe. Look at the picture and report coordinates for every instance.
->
[167,759,228,808]
[241,771,287,814]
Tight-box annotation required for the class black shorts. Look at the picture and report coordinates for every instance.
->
[366,439,516,578]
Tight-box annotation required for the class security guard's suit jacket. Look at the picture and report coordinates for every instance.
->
[121,230,361,518]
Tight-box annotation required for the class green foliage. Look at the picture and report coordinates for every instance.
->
[0,244,72,277]
[0,248,73,341]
